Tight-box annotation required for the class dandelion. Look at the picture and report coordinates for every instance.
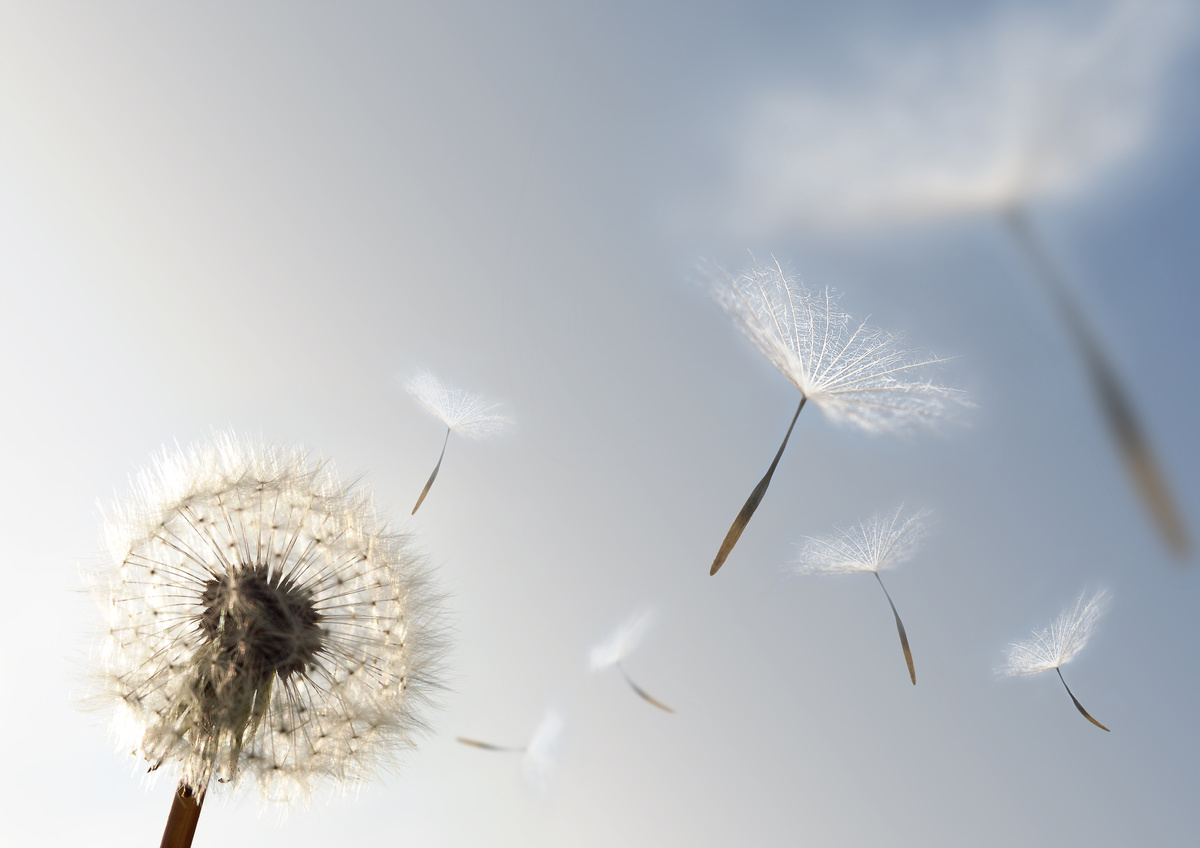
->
[458,708,564,792]
[590,608,674,713]
[725,0,1192,557]
[791,506,930,685]
[405,370,512,514]
[93,433,445,847]
[1000,588,1112,731]
[706,257,964,575]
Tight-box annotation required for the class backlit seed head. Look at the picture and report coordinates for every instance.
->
[93,433,446,802]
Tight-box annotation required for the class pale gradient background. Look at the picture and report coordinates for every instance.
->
[2,1,1198,846]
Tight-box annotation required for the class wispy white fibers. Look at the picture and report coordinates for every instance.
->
[793,506,930,575]
[729,0,1194,231]
[705,257,965,575]
[406,371,512,437]
[1000,588,1112,731]
[522,709,564,793]
[792,507,931,684]
[708,258,965,434]
[92,433,446,843]
[589,608,656,671]
[405,370,512,513]
[1002,588,1110,677]
[590,609,674,712]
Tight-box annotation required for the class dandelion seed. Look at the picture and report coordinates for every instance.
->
[705,257,965,575]
[1000,588,1112,731]
[458,708,564,792]
[590,609,674,713]
[791,506,930,685]
[522,709,564,791]
[405,370,512,514]
[92,433,446,846]
[725,0,1193,558]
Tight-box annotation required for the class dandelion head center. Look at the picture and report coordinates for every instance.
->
[198,566,323,681]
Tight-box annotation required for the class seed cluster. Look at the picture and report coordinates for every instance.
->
[100,437,444,801]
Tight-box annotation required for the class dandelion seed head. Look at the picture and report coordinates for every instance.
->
[405,371,511,438]
[1001,588,1111,677]
[792,506,931,575]
[708,259,966,434]
[589,608,656,671]
[93,432,446,803]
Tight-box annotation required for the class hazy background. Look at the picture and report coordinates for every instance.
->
[2,1,1198,845]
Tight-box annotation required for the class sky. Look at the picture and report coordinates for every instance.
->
[2,1,1198,846]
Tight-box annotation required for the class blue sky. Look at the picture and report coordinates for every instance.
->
[2,1,1198,845]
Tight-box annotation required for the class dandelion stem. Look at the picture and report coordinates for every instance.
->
[412,427,451,514]
[1002,204,1189,559]
[1055,667,1110,732]
[617,660,675,713]
[159,782,205,848]
[874,572,916,685]
[711,397,806,575]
